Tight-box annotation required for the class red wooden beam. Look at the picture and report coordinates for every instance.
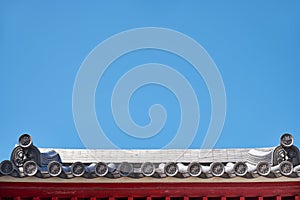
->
[0,181,299,198]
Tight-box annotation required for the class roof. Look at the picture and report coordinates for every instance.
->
[0,133,300,181]
[38,147,274,163]
[0,175,299,183]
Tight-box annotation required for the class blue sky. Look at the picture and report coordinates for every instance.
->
[0,1,299,160]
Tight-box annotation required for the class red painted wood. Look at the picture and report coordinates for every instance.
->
[277,196,282,200]
[0,181,299,198]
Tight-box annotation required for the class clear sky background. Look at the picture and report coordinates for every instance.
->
[0,1,299,160]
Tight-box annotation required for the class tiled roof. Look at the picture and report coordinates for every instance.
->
[0,133,299,179]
